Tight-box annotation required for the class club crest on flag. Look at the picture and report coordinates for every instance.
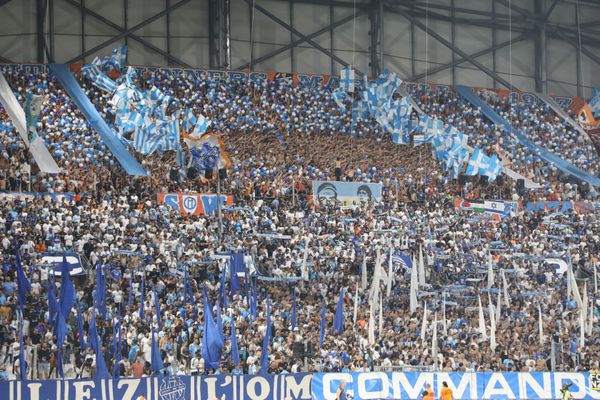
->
[181,195,198,215]
[159,376,186,400]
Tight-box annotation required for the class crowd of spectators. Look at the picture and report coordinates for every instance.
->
[0,67,598,380]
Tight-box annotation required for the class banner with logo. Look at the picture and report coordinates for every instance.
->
[0,373,313,400]
[157,193,233,215]
[311,372,599,400]
[526,200,598,214]
[312,181,383,206]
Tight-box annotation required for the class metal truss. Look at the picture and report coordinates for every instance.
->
[15,0,599,95]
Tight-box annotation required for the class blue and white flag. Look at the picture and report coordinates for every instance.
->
[181,108,197,133]
[391,251,412,270]
[193,113,211,137]
[340,66,355,93]
[111,45,128,70]
[332,88,349,111]
[484,154,504,181]
[417,114,445,135]
[466,148,491,176]
[81,64,117,93]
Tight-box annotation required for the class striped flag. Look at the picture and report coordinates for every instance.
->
[81,64,117,93]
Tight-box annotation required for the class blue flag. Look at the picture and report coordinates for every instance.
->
[333,288,345,335]
[87,311,101,361]
[216,299,224,347]
[59,255,76,318]
[112,312,122,379]
[14,243,31,310]
[291,288,297,331]
[95,261,107,319]
[250,279,257,321]
[47,276,58,325]
[220,265,227,309]
[201,287,223,370]
[154,285,162,330]
[19,314,26,381]
[150,325,164,377]
[320,304,326,348]
[229,255,243,297]
[76,305,86,349]
[89,309,110,379]
[183,265,190,305]
[260,297,270,374]
[56,308,67,378]
[128,271,133,307]
[139,273,145,320]
[230,316,240,365]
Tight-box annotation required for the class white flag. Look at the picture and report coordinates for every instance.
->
[368,304,375,345]
[301,237,309,281]
[580,306,585,348]
[361,256,368,290]
[502,270,510,307]
[442,292,448,336]
[418,245,426,287]
[378,293,384,336]
[487,253,494,288]
[386,249,393,297]
[420,303,428,342]
[409,259,418,314]
[495,290,501,323]
[478,295,487,340]
[489,299,497,352]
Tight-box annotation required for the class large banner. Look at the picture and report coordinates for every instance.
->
[0,373,313,400]
[526,200,599,214]
[312,181,383,205]
[311,372,600,400]
[157,193,233,215]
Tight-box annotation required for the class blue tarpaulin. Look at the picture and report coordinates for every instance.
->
[49,64,147,176]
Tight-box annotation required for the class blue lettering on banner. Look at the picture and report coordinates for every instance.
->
[297,74,324,89]
[201,194,226,214]
[164,194,180,212]
[0,373,313,400]
[311,372,599,400]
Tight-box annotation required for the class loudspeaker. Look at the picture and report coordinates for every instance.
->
[219,168,227,179]
[517,179,525,194]
[496,175,505,186]
[205,168,213,179]
[169,168,178,181]
[479,175,489,186]
[458,174,467,186]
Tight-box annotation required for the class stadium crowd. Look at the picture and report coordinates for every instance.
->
[0,67,598,380]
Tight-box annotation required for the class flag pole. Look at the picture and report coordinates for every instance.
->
[216,167,223,243]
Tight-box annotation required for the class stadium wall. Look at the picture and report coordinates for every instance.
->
[0,0,598,97]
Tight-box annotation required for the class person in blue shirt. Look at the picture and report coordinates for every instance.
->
[2,277,16,297]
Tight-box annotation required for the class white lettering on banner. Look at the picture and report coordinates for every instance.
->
[436,373,477,399]
[26,383,42,400]
[321,373,354,400]
[117,379,141,400]
[357,372,389,399]
[519,373,552,399]
[246,376,270,400]
[391,372,432,399]
[284,374,312,400]
[72,381,95,400]
[483,374,516,399]
[553,373,588,399]
[204,376,231,400]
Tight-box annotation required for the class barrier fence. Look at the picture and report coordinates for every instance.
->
[2,371,599,399]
